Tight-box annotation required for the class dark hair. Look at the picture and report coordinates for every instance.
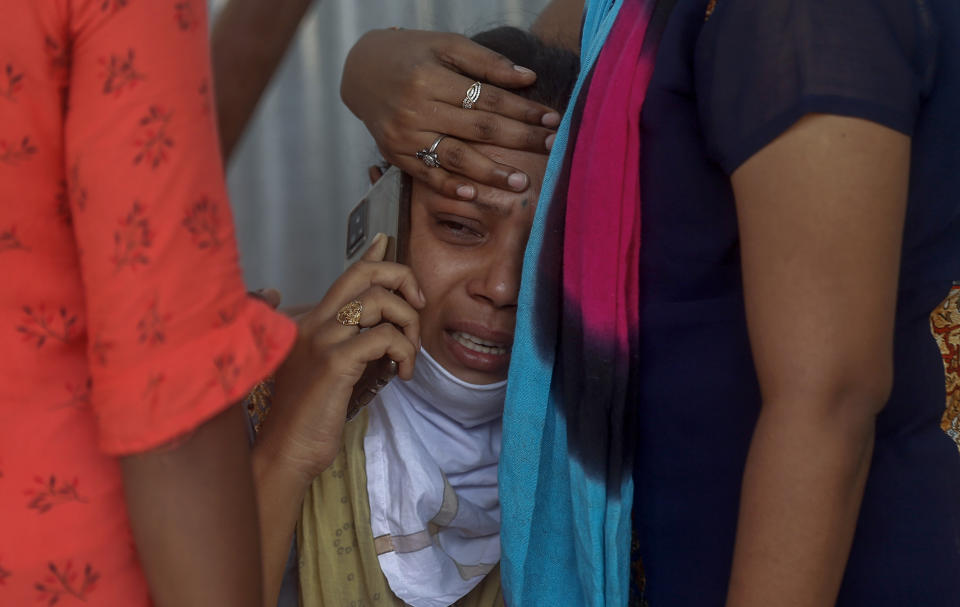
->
[469,27,579,112]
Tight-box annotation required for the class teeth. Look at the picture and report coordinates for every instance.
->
[452,331,507,355]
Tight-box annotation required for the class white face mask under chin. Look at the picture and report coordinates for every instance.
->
[363,348,505,607]
[400,347,507,428]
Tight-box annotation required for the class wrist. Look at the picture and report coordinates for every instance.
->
[252,432,316,494]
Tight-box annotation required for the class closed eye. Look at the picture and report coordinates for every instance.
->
[437,219,483,242]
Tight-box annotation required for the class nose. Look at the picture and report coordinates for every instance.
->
[466,241,524,309]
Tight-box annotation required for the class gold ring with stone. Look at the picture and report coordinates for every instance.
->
[336,300,363,327]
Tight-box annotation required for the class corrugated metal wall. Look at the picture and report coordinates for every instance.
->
[211,0,550,305]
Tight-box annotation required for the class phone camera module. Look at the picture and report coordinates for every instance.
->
[346,198,368,258]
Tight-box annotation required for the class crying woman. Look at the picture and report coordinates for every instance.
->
[246,26,578,607]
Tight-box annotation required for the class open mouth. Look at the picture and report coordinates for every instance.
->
[450,331,508,356]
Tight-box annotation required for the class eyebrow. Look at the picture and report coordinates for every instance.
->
[465,198,513,217]
[463,193,535,217]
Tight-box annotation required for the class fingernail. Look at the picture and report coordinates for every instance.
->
[545,133,556,151]
[542,112,561,127]
[456,184,476,199]
[418,288,426,306]
[513,65,535,75]
[373,232,386,245]
[507,172,528,191]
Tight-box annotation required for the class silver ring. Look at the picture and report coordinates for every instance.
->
[416,135,446,169]
[462,81,482,109]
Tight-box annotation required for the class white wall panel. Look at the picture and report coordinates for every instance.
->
[212,0,550,305]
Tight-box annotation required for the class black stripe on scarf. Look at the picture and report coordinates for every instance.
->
[533,0,680,487]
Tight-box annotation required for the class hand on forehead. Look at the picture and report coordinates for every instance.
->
[446,143,548,214]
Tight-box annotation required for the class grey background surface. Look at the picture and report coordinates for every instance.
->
[210,0,550,306]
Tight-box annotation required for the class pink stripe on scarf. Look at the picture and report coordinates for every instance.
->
[563,0,656,353]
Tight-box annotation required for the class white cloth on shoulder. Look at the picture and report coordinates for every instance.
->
[364,348,504,607]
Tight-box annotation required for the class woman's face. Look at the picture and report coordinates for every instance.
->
[406,145,547,384]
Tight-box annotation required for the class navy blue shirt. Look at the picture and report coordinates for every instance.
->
[634,0,960,603]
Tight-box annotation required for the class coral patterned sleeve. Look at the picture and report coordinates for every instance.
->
[0,1,295,604]
[64,0,296,453]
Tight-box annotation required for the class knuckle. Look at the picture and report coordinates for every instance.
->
[426,170,446,190]
[394,300,416,322]
[311,333,332,357]
[393,133,417,156]
[415,166,432,182]
[523,107,542,124]
[372,323,395,338]
[432,47,458,68]
[433,172,455,192]
[367,284,389,301]
[395,265,415,283]
[481,88,502,110]
[352,260,372,275]
[441,177,461,197]
[443,144,466,170]
[408,63,432,91]
[394,108,418,131]
[382,125,403,149]
[486,165,510,184]
[523,128,542,149]
[390,334,410,354]
[399,267,419,289]
[472,117,499,141]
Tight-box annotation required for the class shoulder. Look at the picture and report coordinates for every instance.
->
[699,0,936,64]
[695,0,937,173]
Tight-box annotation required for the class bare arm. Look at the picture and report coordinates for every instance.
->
[251,436,312,607]
[252,236,423,605]
[211,0,315,161]
[531,0,585,51]
[120,408,263,607]
[725,114,910,606]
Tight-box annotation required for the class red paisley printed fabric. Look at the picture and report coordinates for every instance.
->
[0,1,296,604]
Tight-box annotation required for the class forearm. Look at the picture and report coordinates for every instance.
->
[211,0,315,161]
[120,407,263,607]
[726,402,877,607]
[252,438,312,607]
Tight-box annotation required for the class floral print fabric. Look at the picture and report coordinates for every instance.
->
[931,284,960,453]
[0,1,296,604]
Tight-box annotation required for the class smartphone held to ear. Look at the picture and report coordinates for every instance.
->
[343,166,412,420]
[345,166,410,266]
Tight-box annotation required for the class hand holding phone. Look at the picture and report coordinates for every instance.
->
[260,239,423,481]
